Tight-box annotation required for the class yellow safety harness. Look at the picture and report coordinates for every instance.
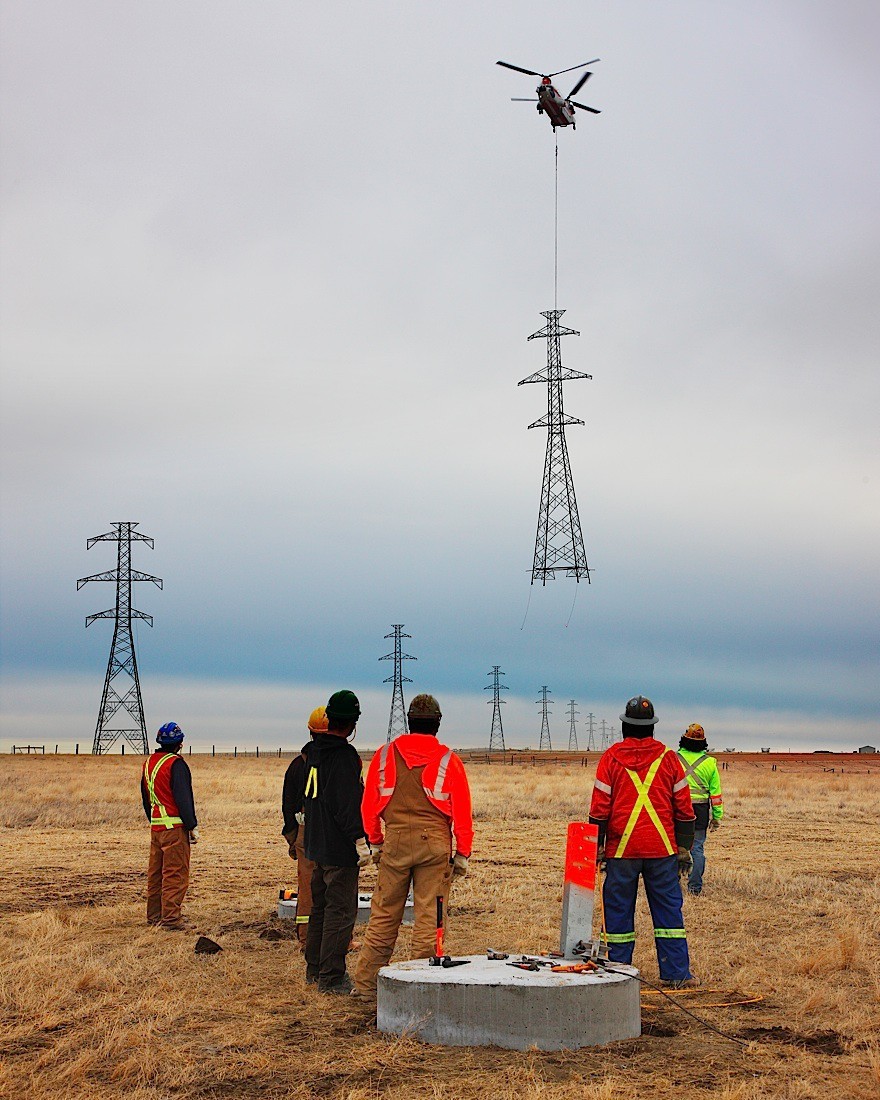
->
[144,753,184,829]
[616,749,675,857]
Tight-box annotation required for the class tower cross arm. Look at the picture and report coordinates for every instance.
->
[86,526,154,549]
[85,608,154,627]
[518,367,592,386]
[379,651,417,662]
[383,673,413,685]
[130,570,163,588]
[77,569,118,589]
[528,412,585,429]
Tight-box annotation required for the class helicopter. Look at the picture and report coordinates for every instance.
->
[496,59,601,130]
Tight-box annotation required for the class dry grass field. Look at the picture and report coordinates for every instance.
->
[2,753,879,1100]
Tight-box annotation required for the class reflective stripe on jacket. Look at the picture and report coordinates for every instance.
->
[143,752,184,830]
[589,737,694,858]
[676,748,724,820]
[361,734,474,856]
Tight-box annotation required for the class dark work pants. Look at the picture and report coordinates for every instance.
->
[603,856,692,981]
[305,863,359,988]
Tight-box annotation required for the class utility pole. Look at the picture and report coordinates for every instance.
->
[536,686,552,751]
[379,625,416,743]
[77,522,162,755]
[518,309,592,584]
[585,711,597,751]
[567,699,579,751]
[485,666,508,752]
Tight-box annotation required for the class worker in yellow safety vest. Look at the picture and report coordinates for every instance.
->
[677,723,724,895]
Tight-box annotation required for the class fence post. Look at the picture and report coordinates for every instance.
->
[75,743,79,755]
[234,746,237,758]
[212,745,215,757]
[121,744,125,755]
[257,746,260,759]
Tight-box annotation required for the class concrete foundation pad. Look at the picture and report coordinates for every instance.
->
[277,892,414,925]
[377,955,641,1050]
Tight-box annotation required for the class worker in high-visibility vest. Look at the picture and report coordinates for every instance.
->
[140,722,200,930]
[589,696,699,987]
[353,694,473,1000]
[677,723,724,896]
[281,706,329,947]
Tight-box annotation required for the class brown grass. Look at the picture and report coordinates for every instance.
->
[2,755,879,1099]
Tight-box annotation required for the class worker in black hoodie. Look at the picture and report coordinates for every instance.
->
[303,689,370,993]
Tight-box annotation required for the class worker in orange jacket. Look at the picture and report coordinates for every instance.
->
[353,694,473,997]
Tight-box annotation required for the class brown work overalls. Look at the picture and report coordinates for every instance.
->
[354,747,453,994]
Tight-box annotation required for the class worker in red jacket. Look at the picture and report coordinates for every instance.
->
[589,696,698,987]
[353,694,473,998]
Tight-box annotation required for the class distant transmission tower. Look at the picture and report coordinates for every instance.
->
[379,625,416,743]
[600,718,610,749]
[585,712,597,751]
[567,699,579,751]
[77,522,162,755]
[485,666,508,752]
[519,309,592,584]
[536,686,553,750]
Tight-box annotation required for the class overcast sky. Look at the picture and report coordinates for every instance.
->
[1,2,878,752]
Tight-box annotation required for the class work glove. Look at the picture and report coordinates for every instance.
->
[676,847,693,876]
[356,838,372,869]
[189,828,201,845]
[371,844,383,866]
[452,853,469,877]
[708,818,720,832]
[596,845,606,869]
[282,829,297,859]
[294,811,305,826]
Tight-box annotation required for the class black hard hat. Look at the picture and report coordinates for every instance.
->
[620,695,659,726]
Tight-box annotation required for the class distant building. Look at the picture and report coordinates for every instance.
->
[857,745,877,754]
[760,747,771,754]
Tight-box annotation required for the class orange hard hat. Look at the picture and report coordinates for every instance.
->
[307,706,329,733]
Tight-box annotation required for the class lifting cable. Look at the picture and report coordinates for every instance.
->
[554,130,559,309]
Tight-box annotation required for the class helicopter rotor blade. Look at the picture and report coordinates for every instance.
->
[567,70,593,98]
[496,60,543,77]
[511,98,539,102]
[570,100,601,114]
[549,59,600,78]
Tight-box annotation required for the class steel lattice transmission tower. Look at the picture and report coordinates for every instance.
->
[519,309,592,584]
[485,666,508,752]
[585,711,598,751]
[536,686,552,751]
[77,522,162,755]
[566,699,579,751]
[379,625,416,743]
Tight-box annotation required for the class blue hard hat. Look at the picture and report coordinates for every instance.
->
[156,721,184,746]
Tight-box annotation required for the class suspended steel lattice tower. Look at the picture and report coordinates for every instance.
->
[77,522,162,755]
[566,699,579,751]
[536,686,552,751]
[380,625,416,743]
[585,711,598,751]
[519,310,592,584]
[485,666,508,752]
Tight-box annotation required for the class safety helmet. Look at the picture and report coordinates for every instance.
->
[619,696,659,726]
[325,690,361,722]
[307,706,329,733]
[156,721,184,747]
[685,723,706,740]
[407,694,442,720]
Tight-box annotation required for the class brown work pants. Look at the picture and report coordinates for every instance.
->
[353,821,453,994]
[146,826,190,927]
[295,829,315,947]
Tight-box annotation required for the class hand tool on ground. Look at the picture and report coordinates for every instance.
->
[551,960,598,973]
[487,949,509,960]
[428,895,471,968]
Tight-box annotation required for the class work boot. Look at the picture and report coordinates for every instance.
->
[305,968,319,985]
[160,918,195,932]
[660,976,701,989]
[318,975,354,995]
